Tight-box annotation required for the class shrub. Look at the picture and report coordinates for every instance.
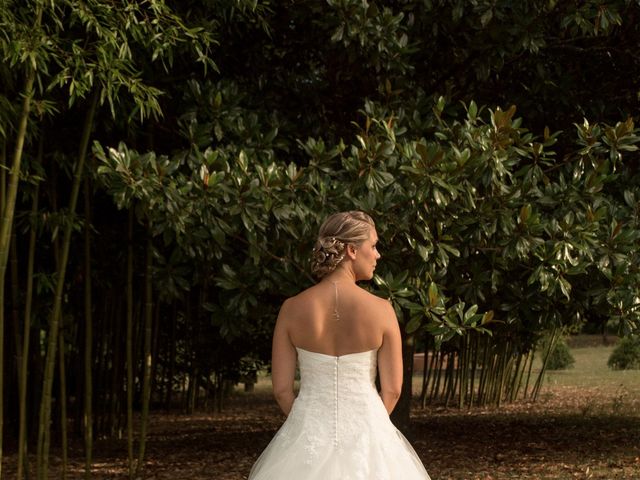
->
[546,338,575,370]
[608,336,640,370]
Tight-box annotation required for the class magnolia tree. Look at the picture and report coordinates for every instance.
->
[97,86,640,427]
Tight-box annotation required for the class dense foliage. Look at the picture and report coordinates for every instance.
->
[1,0,639,476]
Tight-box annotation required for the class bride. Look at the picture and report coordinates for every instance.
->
[248,211,431,479]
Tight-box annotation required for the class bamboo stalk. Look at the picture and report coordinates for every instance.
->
[109,292,123,438]
[477,336,491,406]
[191,291,200,413]
[18,181,39,480]
[135,233,154,477]
[1,141,6,213]
[150,302,161,404]
[99,290,116,438]
[126,209,134,480]
[184,295,193,412]
[188,369,198,414]
[486,350,498,405]
[11,233,22,380]
[501,341,512,401]
[424,341,438,406]
[0,18,41,473]
[83,176,93,479]
[532,329,559,401]
[430,349,444,404]
[419,336,430,408]
[515,350,527,401]
[58,332,68,479]
[37,90,98,480]
[458,336,468,409]
[94,295,105,438]
[496,341,508,407]
[456,341,463,408]
[216,372,223,413]
[509,349,524,402]
[523,349,535,399]
[9,231,25,472]
[443,352,455,407]
[504,344,515,401]
[468,334,479,408]
[166,302,177,411]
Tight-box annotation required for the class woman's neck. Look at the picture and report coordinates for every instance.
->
[323,267,356,284]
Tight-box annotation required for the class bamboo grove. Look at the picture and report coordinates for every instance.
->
[1,0,640,478]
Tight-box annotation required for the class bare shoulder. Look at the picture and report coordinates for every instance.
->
[357,287,396,320]
[357,286,391,306]
[278,284,321,319]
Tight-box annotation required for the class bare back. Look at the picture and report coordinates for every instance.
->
[271,279,403,415]
[285,280,390,356]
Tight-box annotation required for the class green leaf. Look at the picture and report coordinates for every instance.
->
[406,316,422,334]
[428,282,439,307]
[468,100,477,120]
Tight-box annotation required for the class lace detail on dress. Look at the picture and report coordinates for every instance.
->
[248,348,431,480]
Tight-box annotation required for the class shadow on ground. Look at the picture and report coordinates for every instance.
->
[3,390,640,479]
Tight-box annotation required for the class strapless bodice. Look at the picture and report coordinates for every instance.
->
[296,347,378,402]
[292,347,387,449]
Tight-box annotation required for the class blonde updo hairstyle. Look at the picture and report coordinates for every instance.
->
[311,211,375,279]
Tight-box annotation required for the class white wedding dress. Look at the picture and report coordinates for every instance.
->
[248,347,431,480]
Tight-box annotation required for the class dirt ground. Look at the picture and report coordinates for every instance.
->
[4,384,640,480]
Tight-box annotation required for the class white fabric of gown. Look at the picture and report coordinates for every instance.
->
[248,347,431,480]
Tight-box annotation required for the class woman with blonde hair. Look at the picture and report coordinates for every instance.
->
[248,211,431,479]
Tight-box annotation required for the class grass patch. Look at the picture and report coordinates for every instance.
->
[543,345,640,392]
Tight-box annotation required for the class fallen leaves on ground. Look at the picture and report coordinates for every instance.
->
[3,385,639,479]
